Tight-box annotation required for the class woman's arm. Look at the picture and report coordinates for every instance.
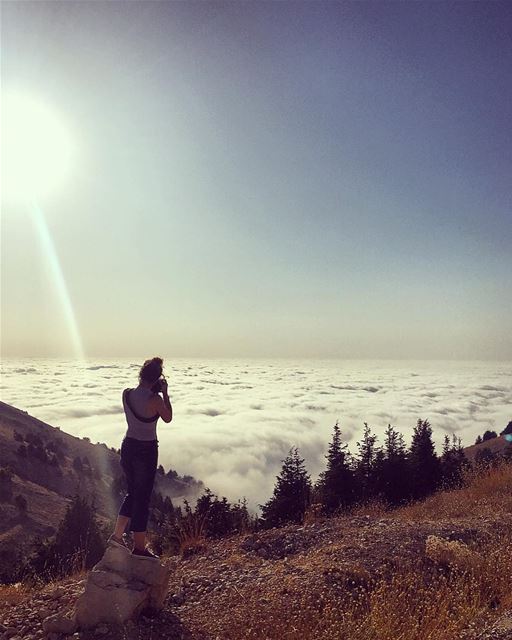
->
[152,380,172,422]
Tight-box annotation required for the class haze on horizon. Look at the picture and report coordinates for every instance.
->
[1,1,511,361]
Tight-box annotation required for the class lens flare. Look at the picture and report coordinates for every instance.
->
[31,203,85,360]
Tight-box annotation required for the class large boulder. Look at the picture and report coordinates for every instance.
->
[74,546,173,628]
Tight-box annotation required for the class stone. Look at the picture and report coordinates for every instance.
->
[42,614,77,635]
[170,591,185,606]
[94,624,109,634]
[74,546,172,629]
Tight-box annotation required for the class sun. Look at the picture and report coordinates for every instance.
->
[1,90,75,205]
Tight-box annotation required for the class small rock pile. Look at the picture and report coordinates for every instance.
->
[0,580,82,640]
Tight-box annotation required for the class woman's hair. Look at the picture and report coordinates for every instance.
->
[139,357,163,384]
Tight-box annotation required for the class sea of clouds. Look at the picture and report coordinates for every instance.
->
[1,358,511,509]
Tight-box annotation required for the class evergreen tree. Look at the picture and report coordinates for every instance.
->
[409,419,440,500]
[318,422,355,514]
[53,495,105,570]
[230,498,251,533]
[28,495,105,580]
[379,425,409,505]
[195,488,233,537]
[482,430,498,442]
[260,448,311,528]
[441,434,468,489]
[475,435,483,445]
[355,423,380,502]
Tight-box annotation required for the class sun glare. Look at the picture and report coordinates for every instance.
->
[1,91,75,204]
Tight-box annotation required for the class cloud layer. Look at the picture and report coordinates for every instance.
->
[1,358,511,508]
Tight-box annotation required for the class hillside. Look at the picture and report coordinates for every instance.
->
[1,462,512,639]
[0,401,203,580]
[463,434,510,461]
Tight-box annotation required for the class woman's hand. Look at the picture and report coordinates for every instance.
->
[160,377,168,395]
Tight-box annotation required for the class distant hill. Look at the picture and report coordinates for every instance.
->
[0,400,203,578]
[464,434,510,461]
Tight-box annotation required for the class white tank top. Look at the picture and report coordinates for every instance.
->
[122,386,159,441]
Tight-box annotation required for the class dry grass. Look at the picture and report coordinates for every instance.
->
[170,512,208,558]
[5,464,512,640]
[213,524,512,640]
[0,582,36,615]
[302,503,324,525]
[349,499,389,519]
[395,462,512,522]
[180,464,512,640]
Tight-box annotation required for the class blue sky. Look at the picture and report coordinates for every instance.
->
[1,1,511,359]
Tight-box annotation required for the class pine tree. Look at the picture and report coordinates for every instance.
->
[379,425,409,505]
[195,489,234,537]
[355,423,380,503]
[260,448,311,528]
[28,495,105,580]
[409,419,440,500]
[230,498,251,533]
[318,422,355,514]
[53,495,105,571]
[441,434,467,489]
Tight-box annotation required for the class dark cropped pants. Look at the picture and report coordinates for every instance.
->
[118,437,158,532]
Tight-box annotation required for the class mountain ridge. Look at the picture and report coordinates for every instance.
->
[0,400,203,581]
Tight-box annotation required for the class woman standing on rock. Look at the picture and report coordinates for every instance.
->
[109,357,173,559]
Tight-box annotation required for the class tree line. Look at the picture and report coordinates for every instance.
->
[260,419,471,527]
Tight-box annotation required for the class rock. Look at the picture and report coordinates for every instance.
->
[94,624,109,634]
[37,608,51,620]
[74,546,172,628]
[52,586,65,598]
[4,629,18,639]
[425,535,482,571]
[241,534,261,551]
[170,591,185,606]
[42,613,77,635]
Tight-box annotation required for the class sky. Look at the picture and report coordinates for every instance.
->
[1,1,511,360]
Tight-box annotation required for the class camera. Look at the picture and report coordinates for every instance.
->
[151,377,164,394]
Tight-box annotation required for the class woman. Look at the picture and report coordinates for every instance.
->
[108,356,173,559]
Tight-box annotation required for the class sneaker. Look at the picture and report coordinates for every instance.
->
[132,547,160,561]
[108,534,131,551]
[122,532,134,550]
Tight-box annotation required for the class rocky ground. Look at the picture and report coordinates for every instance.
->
[1,511,512,640]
